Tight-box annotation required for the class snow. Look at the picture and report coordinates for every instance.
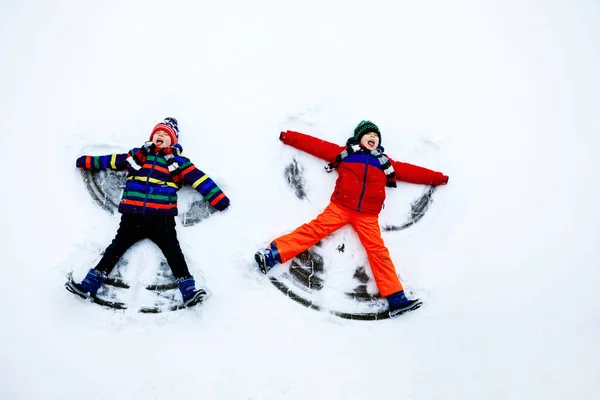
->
[1,0,599,399]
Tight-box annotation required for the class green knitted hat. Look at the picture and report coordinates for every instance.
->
[353,120,381,144]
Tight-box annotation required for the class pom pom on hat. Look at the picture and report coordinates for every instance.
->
[353,120,381,144]
[150,117,179,145]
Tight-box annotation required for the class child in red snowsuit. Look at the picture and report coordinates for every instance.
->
[255,120,449,317]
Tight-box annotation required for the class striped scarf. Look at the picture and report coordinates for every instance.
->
[163,149,184,187]
[325,144,397,188]
[126,146,184,187]
[126,148,147,171]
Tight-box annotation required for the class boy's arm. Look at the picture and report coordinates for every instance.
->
[76,152,130,171]
[390,157,449,186]
[179,159,230,211]
[76,143,155,171]
[279,130,345,162]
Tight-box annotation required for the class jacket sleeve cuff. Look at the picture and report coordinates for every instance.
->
[435,174,449,185]
[76,156,86,169]
[214,197,230,211]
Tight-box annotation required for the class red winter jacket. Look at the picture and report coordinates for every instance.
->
[280,130,448,215]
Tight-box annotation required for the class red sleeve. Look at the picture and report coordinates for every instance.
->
[389,157,449,186]
[280,130,345,162]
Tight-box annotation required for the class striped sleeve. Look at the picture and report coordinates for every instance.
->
[179,160,230,211]
[76,153,129,171]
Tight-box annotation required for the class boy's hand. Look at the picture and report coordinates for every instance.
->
[140,141,156,156]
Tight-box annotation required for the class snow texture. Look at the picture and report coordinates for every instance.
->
[1,0,599,399]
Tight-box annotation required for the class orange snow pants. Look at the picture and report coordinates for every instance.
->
[273,201,403,297]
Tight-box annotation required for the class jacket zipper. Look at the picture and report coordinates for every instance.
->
[357,153,369,212]
[142,154,159,214]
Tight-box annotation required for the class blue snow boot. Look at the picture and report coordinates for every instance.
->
[254,243,281,274]
[386,290,423,318]
[65,269,107,299]
[177,276,208,307]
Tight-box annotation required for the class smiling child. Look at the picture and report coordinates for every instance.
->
[66,118,230,307]
[254,120,449,317]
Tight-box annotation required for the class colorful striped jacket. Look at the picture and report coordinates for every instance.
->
[76,145,230,216]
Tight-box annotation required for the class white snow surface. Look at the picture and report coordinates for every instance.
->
[1,1,599,399]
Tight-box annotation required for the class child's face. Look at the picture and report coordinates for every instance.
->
[360,132,380,151]
[152,130,172,148]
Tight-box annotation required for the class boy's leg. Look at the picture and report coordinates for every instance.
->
[149,216,207,306]
[148,216,191,279]
[351,213,404,298]
[273,202,350,263]
[95,214,144,275]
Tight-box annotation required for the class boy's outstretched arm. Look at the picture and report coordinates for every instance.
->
[280,131,345,162]
[390,158,449,186]
[179,159,230,211]
[76,142,155,171]
[76,153,130,171]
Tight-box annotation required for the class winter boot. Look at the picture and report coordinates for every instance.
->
[177,276,208,307]
[386,290,423,318]
[65,269,107,299]
[254,247,280,274]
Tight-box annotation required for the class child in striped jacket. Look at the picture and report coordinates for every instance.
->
[66,117,230,307]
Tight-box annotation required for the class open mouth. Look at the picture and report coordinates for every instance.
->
[368,139,376,147]
[156,138,164,146]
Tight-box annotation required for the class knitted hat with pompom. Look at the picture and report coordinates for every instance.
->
[150,117,179,145]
